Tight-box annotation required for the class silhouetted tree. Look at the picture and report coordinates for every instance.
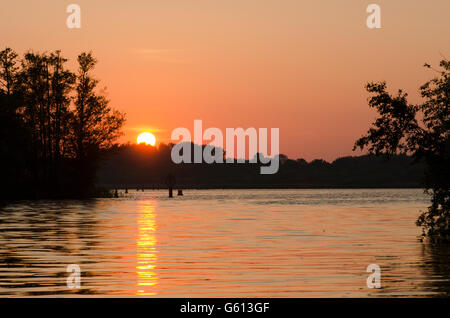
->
[0,48,28,199]
[0,48,18,96]
[0,47,125,199]
[70,52,125,195]
[15,51,76,193]
[355,59,449,243]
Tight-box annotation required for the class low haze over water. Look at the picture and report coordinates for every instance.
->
[1,189,449,297]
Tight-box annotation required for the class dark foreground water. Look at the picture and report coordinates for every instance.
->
[0,189,449,297]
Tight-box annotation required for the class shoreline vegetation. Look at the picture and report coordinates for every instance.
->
[97,144,425,190]
[0,48,125,201]
[354,59,449,242]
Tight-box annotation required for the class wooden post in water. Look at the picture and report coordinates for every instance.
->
[166,173,176,198]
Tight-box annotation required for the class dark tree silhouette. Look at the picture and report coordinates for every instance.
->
[0,48,29,200]
[0,48,125,199]
[355,59,450,243]
[97,142,424,191]
[70,52,125,196]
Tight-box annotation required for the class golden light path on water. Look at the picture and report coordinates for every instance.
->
[136,201,158,296]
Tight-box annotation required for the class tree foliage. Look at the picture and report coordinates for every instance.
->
[355,59,450,243]
[0,48,125,199]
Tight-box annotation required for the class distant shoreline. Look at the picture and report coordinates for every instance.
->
[1,187,425,205]
[102,185,423,190]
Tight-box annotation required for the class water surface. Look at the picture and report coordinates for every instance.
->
[1,189,449,297]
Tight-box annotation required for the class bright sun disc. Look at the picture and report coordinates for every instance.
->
[137,132,156,146]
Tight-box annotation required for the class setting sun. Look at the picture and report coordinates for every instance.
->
[137,132,156,146]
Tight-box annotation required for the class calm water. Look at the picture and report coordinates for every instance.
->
[1,189,449,297]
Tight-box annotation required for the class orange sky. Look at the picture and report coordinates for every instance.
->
[1,0,449,161]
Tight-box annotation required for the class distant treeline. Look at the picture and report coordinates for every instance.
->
[98,143,425,189]
[0,48,125,200]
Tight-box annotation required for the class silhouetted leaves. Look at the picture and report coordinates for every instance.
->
[0,48,125,199]
[355,59,450,243]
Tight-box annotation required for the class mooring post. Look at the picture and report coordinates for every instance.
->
[166,173,176,198]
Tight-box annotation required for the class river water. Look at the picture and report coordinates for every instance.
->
[0,189,449,297]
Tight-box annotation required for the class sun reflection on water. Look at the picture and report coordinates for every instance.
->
[136,201,158,296]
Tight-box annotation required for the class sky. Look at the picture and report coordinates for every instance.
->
[1,0,449,161]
